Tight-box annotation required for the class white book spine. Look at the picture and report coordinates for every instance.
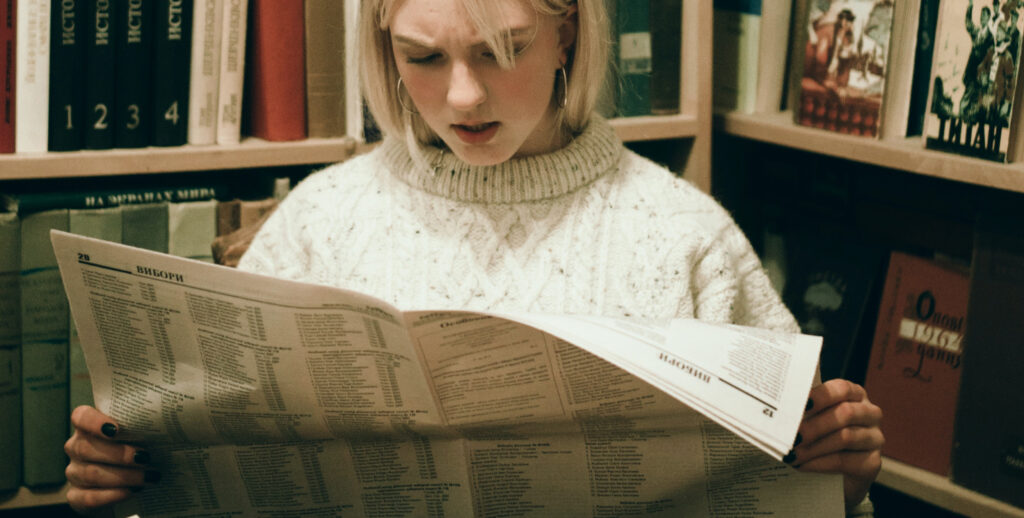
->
[344,0,363,140]
[216,0,248,145]
[188,0,224,145]
[15,0,51,153]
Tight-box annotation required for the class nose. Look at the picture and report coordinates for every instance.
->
[446,61,486,111]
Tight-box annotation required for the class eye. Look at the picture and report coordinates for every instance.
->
[406,53,441,65]
[482,46,526,61]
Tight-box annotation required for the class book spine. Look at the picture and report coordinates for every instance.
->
[215,0,246,145]
[712,0,761,113]
[649,0,680,115]
[83,0,116,149]
[15,0,51,153]
[343,0,361,140]
[67,206,121,420]
[0,0,15,153]
[247,0,305,142]
[615,0,651,117]
[186,0,220,145]
[151,0,192,147]
[4,184,222,214]
[906,0,940,137]
[304,0,344,138]
[753,0,792,114]
[114,0,152,148]
[167,199,215,262]
[0,212,21,491]
[121,202,168,252]
[20,208,69,487]
[48,0,86,151]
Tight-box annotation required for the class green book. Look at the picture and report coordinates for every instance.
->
[68,207,122,418]
[20,209,70,487]
[615,0,651,116]
[122,202,169,253]
[0,212,21,491]
[168,199,216,262]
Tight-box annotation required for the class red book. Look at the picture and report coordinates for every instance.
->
[863,251,969,476]
[0,0,14,153]
[246,0,306,141]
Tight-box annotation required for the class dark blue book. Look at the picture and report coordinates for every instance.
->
[48,0,87,151]
[906,0,940,137]
[84,0,117,150]
[151,0,192,146]
[114,0,153,148]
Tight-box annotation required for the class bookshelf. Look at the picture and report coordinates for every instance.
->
[0,1,712,513]
[716,112,1024,518]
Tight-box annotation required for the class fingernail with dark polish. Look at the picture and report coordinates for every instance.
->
[145,470,162,484]
[794,433,803,447]
[805,398,814,412]
[101,423,117,437]
[134,451,151,465]
[783,450,797,464]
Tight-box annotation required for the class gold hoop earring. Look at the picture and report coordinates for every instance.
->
[397,77,418,114]
[557,67,568,109]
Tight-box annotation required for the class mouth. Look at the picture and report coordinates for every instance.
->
[452,122,500,144]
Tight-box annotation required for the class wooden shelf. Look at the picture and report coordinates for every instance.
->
[0,137,359,180]
[716,111,1024,194]
[611,113,700,142]
[878,457,1024,518]
[0,484,68,510]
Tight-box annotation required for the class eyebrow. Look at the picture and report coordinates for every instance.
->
[393,28,535,50]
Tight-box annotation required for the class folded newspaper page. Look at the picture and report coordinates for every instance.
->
[51,230,843,517]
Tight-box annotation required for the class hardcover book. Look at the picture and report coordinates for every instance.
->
[168,199,216,262]
[20,208,70,487]
[0,0,14,153]
[246,0,306,142]
[114,0,154,148]
[304,0,346,138]
[16,0,52,153]
[951,211,1024,509]
[907,0,941,136]
[863,251,970,476]
[151,0,193,147]
[649,0,680,115]
[713,0,761,113]
[796,0,894,137]
[48,0,86,151]
[122,202,169,253]
[215,0,248,145]
[84,0,117,150]
[0,212,20,490]
[924,0,1024,161]
[187,0,222,145]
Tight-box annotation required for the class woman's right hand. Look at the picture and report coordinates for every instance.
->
[65,405,156,514]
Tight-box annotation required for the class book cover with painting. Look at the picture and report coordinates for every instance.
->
[925,0,1024,161]
[796,0,894,137]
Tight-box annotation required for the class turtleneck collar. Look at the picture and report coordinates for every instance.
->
[378,115,623,203]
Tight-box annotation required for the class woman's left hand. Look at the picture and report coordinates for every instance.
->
[791,379,884,507]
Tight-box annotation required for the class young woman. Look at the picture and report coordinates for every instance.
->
[64,0,883,514]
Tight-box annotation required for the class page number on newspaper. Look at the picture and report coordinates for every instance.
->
[78,253,90,262]
[763,407,774,418]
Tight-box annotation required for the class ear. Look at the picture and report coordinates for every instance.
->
[557,5,578,67]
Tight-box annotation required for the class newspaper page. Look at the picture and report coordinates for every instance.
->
[51,231,844,517]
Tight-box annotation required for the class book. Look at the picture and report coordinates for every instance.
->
[343,0,361,140]
[906,0,941,137]
[48,0,87,151]
[615,0,651,117]
[649,0,680,115]
[0,211,20,491]
[304,0,346,138]
[122,202,169,253]
[83,0,117,150]
[1,183,222,215]
[796,0,895,137]
[712,0,761,113]
[0,0,13,153]
[151,0,193,147]
[20,208,70,487]
[187,0,222,145]
[114,0,154,148]
[16,0,52,153]
[246,0,306,142]
[755,0,794,114]
[211,198,277,266]
[863,251,970,476]
[215,0,248,145]
[782,232,885,382]
[67,206,122,418]
[168,199,216,262]
[951,211,1024,509]
[925,0,1024,162]
[878,0,922,138]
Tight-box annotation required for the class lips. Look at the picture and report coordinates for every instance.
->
[452,121,499,144]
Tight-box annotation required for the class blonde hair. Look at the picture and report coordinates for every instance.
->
[359,0,608,146]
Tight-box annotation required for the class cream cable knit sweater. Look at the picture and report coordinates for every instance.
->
[239,117,797,334]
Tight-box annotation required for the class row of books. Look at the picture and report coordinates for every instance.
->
[770,216,1024,510]
[3,0,357,154]
[715,0,1024,164]
[0,180,285,491]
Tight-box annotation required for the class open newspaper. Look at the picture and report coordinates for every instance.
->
[51,230,843,517]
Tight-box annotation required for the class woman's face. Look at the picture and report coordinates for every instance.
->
[390,0,574,165]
